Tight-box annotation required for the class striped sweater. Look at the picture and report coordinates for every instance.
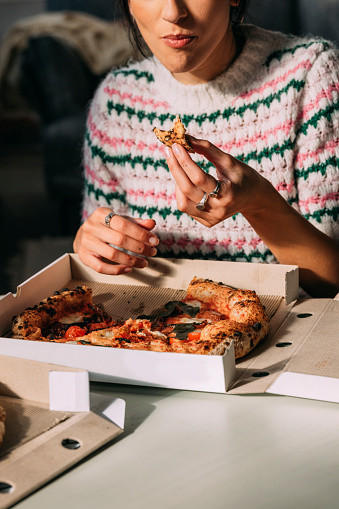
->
[82,24,339,263]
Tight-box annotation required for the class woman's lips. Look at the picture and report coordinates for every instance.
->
[162,35,195,48]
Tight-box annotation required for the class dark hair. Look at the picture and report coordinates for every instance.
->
[118,0,250,57]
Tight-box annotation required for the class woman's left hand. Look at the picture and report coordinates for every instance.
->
[164,136,267,227]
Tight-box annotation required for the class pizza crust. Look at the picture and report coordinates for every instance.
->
[153,115,194,153]
[11,286,93,341]
[185,277,269,358]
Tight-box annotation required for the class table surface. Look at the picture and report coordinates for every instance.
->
[15,381,339,509]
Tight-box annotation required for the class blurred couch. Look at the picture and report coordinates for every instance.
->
[10,0,339,235]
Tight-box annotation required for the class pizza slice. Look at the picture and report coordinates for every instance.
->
[11,286,117,343]
[153,114,194,153]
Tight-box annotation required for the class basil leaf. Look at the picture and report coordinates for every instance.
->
[171,322,197,341]
[137,301,199,320]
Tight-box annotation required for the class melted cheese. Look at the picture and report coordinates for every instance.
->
[184,300,202,309]
[175,317,208,324]
[59,313,85,324]
[150,330,167,340]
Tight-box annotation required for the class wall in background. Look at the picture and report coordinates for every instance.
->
[0,0,44,42]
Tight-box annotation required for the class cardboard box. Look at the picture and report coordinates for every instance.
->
[0,254,338,403]
[0,354,125,509]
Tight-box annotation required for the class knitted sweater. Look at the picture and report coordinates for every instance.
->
[82,24,339,263]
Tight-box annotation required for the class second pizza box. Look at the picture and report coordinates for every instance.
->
[0,254,338,402]
[0,354,125,509]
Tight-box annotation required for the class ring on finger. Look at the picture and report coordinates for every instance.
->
[104,211,116,227]
[209,180,221,198]
[196,192,209,211]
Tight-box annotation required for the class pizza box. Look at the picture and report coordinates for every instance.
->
[0,253,338,403]
[0,354,125,509]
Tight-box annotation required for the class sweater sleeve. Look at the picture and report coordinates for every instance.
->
[293,44,339,241]
[81,74,128,222]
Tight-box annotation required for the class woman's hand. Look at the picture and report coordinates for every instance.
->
[73,207,159,275]
[165,136,339,297]
[164,136,267,226]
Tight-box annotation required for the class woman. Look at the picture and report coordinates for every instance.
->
[74,0,339,297]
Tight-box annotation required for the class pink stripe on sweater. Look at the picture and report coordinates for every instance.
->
[104,86,170,110]
[299,191,339,213]
[275,181,295,194]
[218,119,295,152]
[295,138,339,167]
[160,236,263,252]
[298,81,339,122]
[85,164,120,191]
[88,114,160,153]
[237,60,313,102]
[127,188,175,205]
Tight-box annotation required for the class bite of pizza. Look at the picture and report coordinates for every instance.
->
[153,115,194,153]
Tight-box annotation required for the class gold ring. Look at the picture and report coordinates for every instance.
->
[209,180,221,198]
[104,211,116,227]
[196,192,209,211]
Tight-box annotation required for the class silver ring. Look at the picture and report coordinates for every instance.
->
[104,211,116,227]
[196,192,209,211]
[209,180,221,198]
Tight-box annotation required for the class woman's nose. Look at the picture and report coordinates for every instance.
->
[161,0,188,24]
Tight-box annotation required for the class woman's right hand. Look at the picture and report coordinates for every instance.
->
[73,207,159,275]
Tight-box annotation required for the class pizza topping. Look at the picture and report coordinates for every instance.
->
[138,300,199,321]
[187,330,202,341]
[65,326,87,339]
[59,313,85,325]
[170,322,200,340]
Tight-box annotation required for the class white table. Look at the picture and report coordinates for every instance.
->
[15,382,339,509]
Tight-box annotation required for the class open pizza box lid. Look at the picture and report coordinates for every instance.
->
[0,354,125,509]
[0,253,338,404]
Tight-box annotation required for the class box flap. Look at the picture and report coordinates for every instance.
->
[0,408,123,509]
[267,299,339,402]
[229,298,339,402]
[0,355,125,509]
[0,356,84,405]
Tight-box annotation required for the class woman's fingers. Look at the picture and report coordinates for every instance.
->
[74,207,160,274]
[188,136,237,176]
[166,143,222,204]
[92,213,158,257]
[77,250,134,276]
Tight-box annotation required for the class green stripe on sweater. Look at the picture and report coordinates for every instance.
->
[157,249,273,263]
[297,102,339,136]
[85,130,168,170]
[107,79,305,126]
[111,69,155,82]
[85,181,126,204]
[302,205,339,223]
[265,40,330,67]
[294,156,339,180]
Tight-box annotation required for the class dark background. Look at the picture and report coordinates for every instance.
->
[0,0,338,294]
